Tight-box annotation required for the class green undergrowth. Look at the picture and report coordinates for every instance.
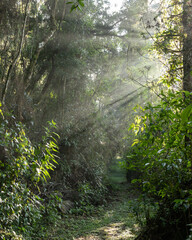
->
[47,186,139,239]
[46,160,157,240]
[108,158,127,185]
[0,105,60,239]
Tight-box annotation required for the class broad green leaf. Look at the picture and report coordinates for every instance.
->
[70,4,78,12]
[181,104,192,123]
[132,139,139,146]
[78,1,84,7]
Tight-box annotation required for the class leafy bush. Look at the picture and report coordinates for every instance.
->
[124,90,192,238]
[126,90,192,201]
[70,182,108,215]
[0,103,59,239]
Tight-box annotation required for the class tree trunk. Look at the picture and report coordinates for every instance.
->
[183,0,192,92]
[182,0,192,161]
[1,0,30,105]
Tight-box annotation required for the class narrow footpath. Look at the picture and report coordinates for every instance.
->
[48,159,142,240]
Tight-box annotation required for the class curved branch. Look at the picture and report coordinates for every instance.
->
[1,0,30,105]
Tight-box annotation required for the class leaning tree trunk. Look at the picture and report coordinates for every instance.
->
[182,0,192,161]
[183,0,192,92]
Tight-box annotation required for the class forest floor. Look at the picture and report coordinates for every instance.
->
[47,159,144,240]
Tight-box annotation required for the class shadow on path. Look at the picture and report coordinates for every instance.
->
[49,159,141,240]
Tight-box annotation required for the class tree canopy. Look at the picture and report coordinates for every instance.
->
[1,0,192,239]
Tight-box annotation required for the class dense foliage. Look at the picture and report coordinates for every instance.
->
[0,0,153,238]
[124,0,192,239]
[0,104,60,239]
[0,0,152,195]
[127,90,192,197]
[0,0,170,239]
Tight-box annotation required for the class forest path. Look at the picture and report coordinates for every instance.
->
[48,159,141,240]
[73,184,140,240]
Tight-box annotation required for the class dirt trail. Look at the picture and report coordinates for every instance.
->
[73,158,141,240]
[48,159,141,240]
[73,182,140,240]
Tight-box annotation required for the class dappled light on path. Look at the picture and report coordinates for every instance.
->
[75,221,136,240]
[73,159,139,240]
[47,159,142,239]
[98,222,135,239]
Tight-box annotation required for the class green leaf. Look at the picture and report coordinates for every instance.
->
[78,1,84,7]
[132,139,139,146]
[70,4,78,12]
[181,105,192,123]
[183,91,191,97]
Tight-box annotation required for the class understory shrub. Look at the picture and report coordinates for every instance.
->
[69,182,108,215]
[0,103,59,239]
[124,90,192,238]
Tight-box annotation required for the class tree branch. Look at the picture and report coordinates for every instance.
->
[1,0,30,105]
